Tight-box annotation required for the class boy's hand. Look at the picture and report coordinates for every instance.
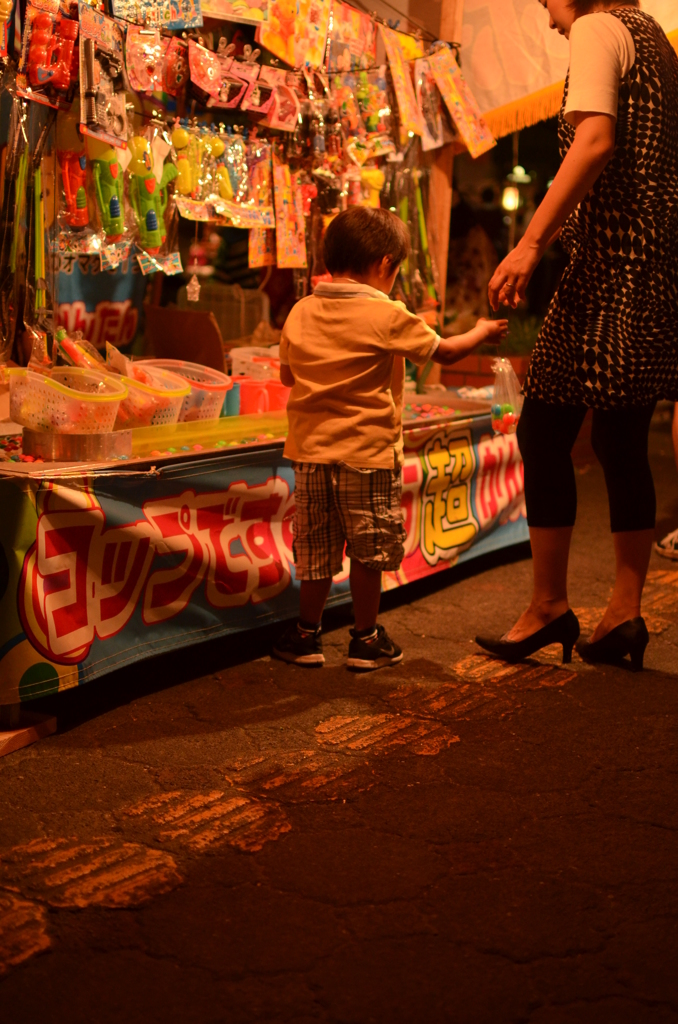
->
[474,317,509,347]
[433,318,509,366]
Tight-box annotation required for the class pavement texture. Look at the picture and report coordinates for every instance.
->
[1,428,678,1024]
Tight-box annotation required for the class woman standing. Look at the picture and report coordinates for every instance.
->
[476,0,678,670]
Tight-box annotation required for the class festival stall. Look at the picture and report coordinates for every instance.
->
[0,0,528,714]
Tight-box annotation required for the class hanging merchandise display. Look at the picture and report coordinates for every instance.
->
[0,0,499,379]
[428,45,496,160]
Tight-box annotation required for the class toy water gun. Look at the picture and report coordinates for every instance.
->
[28,15,78,92]
[172,125,203,197]
[127,136,178,255]
[360,166,384,209]
[58,150,88,229]
[86,137,124,242]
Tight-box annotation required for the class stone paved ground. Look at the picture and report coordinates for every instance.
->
[1,429,678,1024]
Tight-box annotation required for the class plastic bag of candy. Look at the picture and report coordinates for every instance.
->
[491,357,523,435]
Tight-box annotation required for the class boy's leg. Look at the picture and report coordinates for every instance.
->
[300,578,333,626]
[350,560,382,631]
[273,463,345,666]
[336,465,405,670]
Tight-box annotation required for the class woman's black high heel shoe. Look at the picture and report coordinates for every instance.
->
[475,609,580,665]
[575,617,649,672]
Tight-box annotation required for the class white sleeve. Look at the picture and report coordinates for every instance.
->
[564,13,635,124]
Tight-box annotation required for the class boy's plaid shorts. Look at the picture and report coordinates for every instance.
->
[292,462,406,580]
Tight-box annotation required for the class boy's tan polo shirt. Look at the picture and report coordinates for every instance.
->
[280,281,439,470]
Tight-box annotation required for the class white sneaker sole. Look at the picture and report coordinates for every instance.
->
[653,542,678,561]
[272,648,325,666]
[346,652,403,671]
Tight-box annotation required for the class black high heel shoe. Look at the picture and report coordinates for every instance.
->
[475,609,580,665]
[575,617,649,672]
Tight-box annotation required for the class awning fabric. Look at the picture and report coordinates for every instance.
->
[460,1,678,138]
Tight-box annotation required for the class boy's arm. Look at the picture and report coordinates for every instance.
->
[280,363,295,387]
[432,318,508,365]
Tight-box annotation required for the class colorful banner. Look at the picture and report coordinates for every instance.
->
[0,416,528,704]
[56,252,147,353]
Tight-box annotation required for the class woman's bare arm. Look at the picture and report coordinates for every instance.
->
[488,111,616,310]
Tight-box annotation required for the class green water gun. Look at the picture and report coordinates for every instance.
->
[86,137,124,242]
[128,136,178,256]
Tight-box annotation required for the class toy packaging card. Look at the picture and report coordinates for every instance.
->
[201,0,268,25]
[17,0,79,110]
[125,25,164,94]
[428,46,496,159]
[257,0,330,69]
[188,38,248,108]
[414,58,444,151]
[248,226,276,267]
[79,1,127,146]
[272,147,306,268]
[326,2,376,73]
[168,0,203,29]
[111,0,172,26]
[259,65,301,131]
[126,127,179,259]
[379,25,424,138]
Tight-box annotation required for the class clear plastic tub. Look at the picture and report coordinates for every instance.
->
[142,359,232,422]
[9,367,128,434]
[114,366,190,429]
[230,346,280,380]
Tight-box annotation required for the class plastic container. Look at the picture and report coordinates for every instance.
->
[230,347,280,380]
[142,359,232,422]
[266,379,291,410]
[238,376,270,414]
[223,382,240,416]
[491,357,523,435]
[8,367,128,434]
[114,366,190,429]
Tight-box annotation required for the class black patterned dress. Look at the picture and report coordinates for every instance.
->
[523,8,678,409]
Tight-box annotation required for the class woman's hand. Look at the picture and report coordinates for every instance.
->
[488,241,542,312]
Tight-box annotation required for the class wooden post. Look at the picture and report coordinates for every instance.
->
[424,0,464,386]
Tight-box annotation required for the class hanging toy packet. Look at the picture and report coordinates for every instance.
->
[17,0,79,109]
[492,357,523,435]
[79,1,127,147]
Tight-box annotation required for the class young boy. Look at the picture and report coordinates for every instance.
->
[273,206,508,671]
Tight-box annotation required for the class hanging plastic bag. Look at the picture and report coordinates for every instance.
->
[491,357,523,435]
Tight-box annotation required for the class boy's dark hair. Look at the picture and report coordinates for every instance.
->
[323,206,410,276]
[568,0,638,11]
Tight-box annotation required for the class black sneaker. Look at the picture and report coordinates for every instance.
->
[347,624,403,671]
[273,623,325,666]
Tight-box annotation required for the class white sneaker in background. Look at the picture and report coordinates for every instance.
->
[654,527,678,561]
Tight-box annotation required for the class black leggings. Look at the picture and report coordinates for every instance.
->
[517,397,656,532]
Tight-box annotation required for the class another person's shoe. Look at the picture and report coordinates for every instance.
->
[273,622,325,666]
[654,527,678,561]
[347,624,403,671]
[475,609,580,665]
[576,617,649,672]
